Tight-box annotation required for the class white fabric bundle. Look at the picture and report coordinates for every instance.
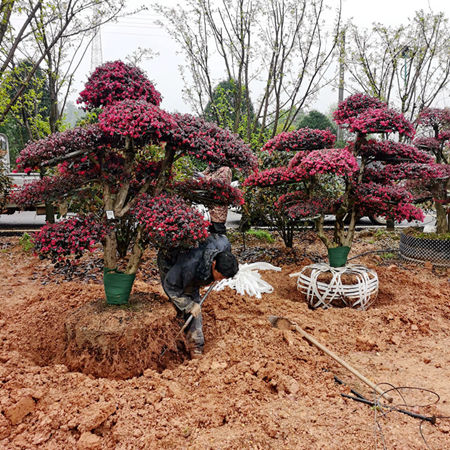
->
[213,262,281,298]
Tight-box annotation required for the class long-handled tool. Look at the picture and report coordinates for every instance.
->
[268,315,393,403]
[159,282,217,358]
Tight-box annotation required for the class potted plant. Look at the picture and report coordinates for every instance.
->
[245,94,447,267]
[11,61,257,304]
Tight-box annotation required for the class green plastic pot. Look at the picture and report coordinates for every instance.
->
[103,268,136,305]
[327,246,350,268]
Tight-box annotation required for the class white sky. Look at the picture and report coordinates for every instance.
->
[70,0,450,114]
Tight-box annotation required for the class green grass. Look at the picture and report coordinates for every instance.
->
[380,252,396,260]
[19,232,34,252]
[246,229,275,243]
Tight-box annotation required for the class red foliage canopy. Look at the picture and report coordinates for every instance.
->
[77,61,162,110]
[354,182,424,222]
[33,215,107,263]
[15,124,113,171]
[262,128,335,154]
[134,193,209,248]
[417,108,450,129]
[164,114,258,174]
[174,178,244,207]
[333,93,385,124]
[355,140,434,164]
[98,99,176,140]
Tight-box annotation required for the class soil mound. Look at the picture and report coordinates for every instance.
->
[1,234,449,448]
[63,293,187,379]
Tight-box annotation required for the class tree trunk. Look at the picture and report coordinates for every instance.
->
[386,219,395,231]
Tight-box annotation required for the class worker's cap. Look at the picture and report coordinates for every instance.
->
[215,251,239,278]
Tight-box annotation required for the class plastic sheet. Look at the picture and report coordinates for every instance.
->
[213,262,281,298]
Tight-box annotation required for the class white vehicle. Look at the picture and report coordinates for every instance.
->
[1,133,42,214]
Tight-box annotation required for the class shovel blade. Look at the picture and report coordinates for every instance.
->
[268,315,295,331]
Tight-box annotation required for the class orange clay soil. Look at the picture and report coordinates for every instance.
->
[0,230,449,449]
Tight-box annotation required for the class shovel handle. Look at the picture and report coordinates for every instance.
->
[176,282,217,337]
[291,322,393,403]
[269,316,393,403]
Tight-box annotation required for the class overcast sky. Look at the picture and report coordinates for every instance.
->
[70,0,450,114]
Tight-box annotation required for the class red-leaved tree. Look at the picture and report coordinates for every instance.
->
[12,61,257,276]
[414,108,450,233]
[245,94,447,261]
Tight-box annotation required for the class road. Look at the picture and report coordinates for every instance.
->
[0,209,437,231]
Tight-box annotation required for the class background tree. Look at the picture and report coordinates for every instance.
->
[0,61,51,165]
[11,61,257,289]
[203,78,256,140]
[156,0,342,144]
[0,0,126,125]
[414,108,450,233]
[245,94,447,262]
[344,10,450,121]
[295,110,337,134]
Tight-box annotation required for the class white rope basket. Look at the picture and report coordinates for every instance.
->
[290,263,379,310]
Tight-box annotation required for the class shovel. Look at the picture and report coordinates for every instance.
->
[268,315,393,403]
[159,282,217,359]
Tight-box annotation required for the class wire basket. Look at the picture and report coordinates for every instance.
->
[399,233,450,267]
[290,263,379,310]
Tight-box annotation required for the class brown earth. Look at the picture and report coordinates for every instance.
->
[0,230,449,449]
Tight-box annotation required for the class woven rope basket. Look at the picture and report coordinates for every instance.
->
[290,263,379,310]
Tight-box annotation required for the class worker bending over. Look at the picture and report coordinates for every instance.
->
[157,234,238,357]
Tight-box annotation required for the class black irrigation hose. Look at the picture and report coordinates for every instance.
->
[334,376,437,424]
[341,393,437,424]
[347,248,398,261]
[334,375,367,400]
[333,375,450,449]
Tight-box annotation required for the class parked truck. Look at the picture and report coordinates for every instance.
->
[0,133,42,214]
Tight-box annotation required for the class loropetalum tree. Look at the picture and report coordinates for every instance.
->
[245,94,447,262]
[244,128,336,248]
[414,108,450,233]
[12,60,257,279]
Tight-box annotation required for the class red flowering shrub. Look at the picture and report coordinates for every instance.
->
[15,60,256,277]
[78,61,162,109]
[16,124,111,171]
[134,194,209,248]
[98,99,176,139]
[414,107,450,233]
[333,93,385,124]
[174,178,244,207]
[165,114,258,173]
[34,215,106,264]
[347,108,415,138]
[247,93,442,251]
[262,128,335,154]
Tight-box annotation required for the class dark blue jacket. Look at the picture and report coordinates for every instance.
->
[158,234,231,312]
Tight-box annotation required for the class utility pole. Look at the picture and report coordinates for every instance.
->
[90,23,103,72]
[337,30,345,143]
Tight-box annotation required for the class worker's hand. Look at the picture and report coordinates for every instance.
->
[189,302,201,318]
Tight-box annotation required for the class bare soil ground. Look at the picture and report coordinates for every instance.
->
[0,230,449,449]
